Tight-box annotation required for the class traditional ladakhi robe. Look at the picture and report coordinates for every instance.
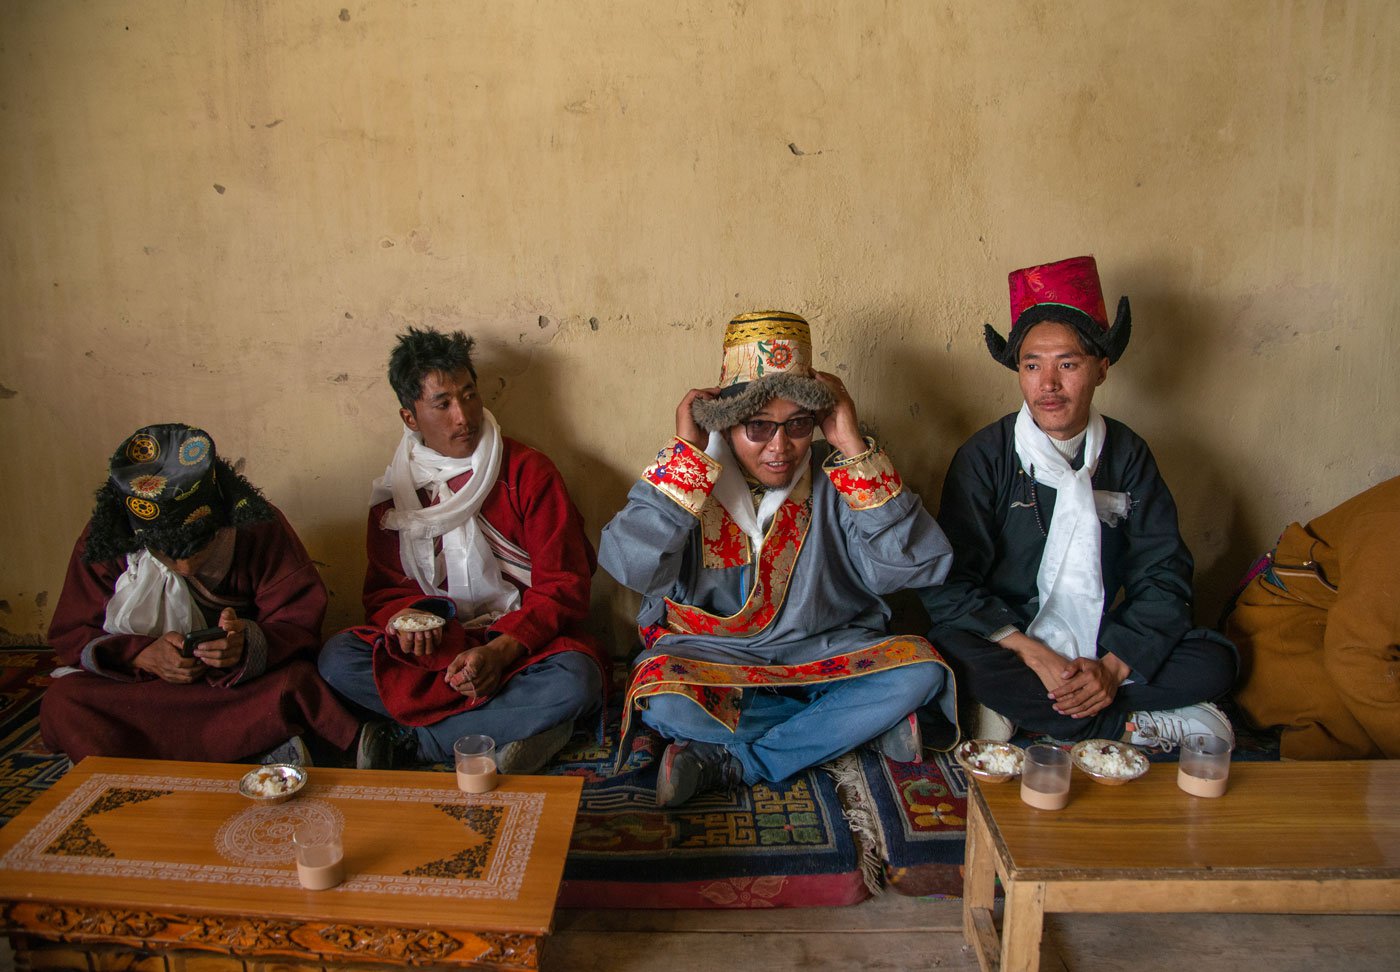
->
[919,412,1236,739]
[923,412,1197,676]
[599,435,958,759]
[42,509,359,763]
[1226,475,1400,760]
[345,436,608,727]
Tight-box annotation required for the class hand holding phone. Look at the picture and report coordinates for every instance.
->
[182,627,225,658]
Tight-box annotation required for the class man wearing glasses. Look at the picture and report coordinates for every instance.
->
[599,311,957,807]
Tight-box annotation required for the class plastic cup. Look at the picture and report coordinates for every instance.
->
[292,821,344,890]
[454,734,498,793]
[1020,744,1072,810]
[1177,733,1232,798]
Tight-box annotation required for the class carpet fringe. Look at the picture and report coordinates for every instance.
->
[824,752,886,897]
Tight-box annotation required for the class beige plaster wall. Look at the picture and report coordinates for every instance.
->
[2,0,1397,647]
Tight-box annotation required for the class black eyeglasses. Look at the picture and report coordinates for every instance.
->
[742,415,817,444]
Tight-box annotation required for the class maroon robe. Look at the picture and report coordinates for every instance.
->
[344,436,608,726]
[41,509,360,763]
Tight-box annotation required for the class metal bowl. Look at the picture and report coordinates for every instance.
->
[1070,739,1149,785]
[954,739,1026,783]
[238,764,307,804]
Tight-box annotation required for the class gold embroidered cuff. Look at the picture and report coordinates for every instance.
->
[824,440,904,510]
[642,437,720,517]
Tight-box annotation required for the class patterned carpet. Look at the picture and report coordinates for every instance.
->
[0,647,70,829]
[0,646,1280,907]
[547,726,869,908]
[0,647,867,909]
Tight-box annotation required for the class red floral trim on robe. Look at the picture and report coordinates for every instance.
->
[824,445,903,511]
[660,476,812,638]
[642,437,719,517]
[617,636,952,763]
[700,499,750,568]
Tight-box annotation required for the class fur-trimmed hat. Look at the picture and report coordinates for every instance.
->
[83,423,275,563]
[983,255,1131,370]
[690,311,836,432]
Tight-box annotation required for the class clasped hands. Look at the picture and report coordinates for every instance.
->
[1002,631,1131,719]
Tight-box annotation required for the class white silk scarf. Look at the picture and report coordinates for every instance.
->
[370,409,520,626]
[1013,404,1130,661]
[103,549,202,637]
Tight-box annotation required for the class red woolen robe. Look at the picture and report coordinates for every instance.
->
[348,436,608,726]
[41,509,360,763]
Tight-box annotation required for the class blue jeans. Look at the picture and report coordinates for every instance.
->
[639,663,948,784]
[318,631,602,763]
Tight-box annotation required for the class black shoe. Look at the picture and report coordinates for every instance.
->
[873,712,923,763]
[654,740,743,808]
[260,735,311,767]
[355,721,420,770]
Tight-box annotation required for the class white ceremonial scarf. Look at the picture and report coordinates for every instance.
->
[370,409,520,626]
[1013,404,1131,662]
[103,549,202,637]
[704,430,810,556]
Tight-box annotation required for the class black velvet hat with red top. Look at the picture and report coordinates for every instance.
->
[83,423,274,562]
[983,255,1132,369]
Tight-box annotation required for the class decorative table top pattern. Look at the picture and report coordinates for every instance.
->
[0,757,582,937]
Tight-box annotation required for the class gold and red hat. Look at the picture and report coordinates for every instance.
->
[83,423,274,562]
[690,310,835,432]
[983,255,1132,369]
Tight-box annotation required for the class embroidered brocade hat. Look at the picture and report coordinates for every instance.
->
[690,310,836,432]
[83,423,275,562]
[983,255,1132,370]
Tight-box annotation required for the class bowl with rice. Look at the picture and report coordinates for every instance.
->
[955,739,1026,783]
[394,613,446,632]
[1070,739,1149,784]
[238,764,307,804]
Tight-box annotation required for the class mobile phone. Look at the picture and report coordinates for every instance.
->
[182,626,225,658]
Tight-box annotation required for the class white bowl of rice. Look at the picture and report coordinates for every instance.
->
[1070,739,1149,784]
[238,764,307,804]
[955,739,1026,783]
[394,613,446,632]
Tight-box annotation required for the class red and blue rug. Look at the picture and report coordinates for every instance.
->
[0,646,70,828]
[0,647,868,909]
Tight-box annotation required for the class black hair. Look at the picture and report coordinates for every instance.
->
[388,327,478,410]
[1010,312,1105,365]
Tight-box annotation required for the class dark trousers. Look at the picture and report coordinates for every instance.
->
[929,625,1237,741]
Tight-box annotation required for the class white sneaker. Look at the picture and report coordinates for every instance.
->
[973,704,1016,743]
[1128,702,1234,751]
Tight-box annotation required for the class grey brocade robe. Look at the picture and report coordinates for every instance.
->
[599,436,955,671]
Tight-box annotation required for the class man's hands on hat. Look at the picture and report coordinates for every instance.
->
[813,371,866,457]
[676,387,720,449]
[444,634,525,699]
[134,633,207,683]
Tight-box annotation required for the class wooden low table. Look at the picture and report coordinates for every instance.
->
[963,759,1400,972]
[0,756,583,970]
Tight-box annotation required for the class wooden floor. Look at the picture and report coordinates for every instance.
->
[548,893,1400,972]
